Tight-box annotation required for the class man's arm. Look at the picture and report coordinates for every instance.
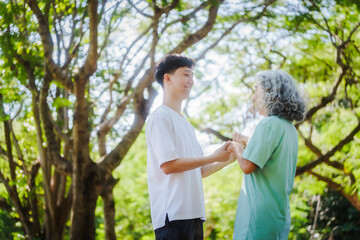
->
[200,155,235,178]
[160,141,232,175]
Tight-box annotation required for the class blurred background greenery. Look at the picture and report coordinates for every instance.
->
[1,0,360,239]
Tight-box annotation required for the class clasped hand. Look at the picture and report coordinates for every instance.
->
[213,132,248,163]
[226,132,248,159]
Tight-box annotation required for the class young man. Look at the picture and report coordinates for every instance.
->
[145,53,234,240]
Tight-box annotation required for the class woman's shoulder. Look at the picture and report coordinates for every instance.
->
[261,115,291,124]
[257,116,292,133]
[258,116,280,126]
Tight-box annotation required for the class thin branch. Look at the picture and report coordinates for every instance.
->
[127,0,153,18]
[123,35,151,72]
[119,24,152,71]
[297,128,323,157]
[296,70,345,127]
[98,2,129,59]
[27,0,74,93]
[342,21,360,47]
[0,171,32,236]
[76,0,98,80]
[124,53,150,94]
[270,49,287,68]
[99,84,157,173]
[28,160,41,233]
[10,120,28,176]
[308,0,337,47]
[324,158,356,185]
[49,112,71,144]
[158,0,180,15]
[160,1,210,34]
[40,71,72,176]
[4,119,16,183]
[170,1,223,53]
[200,127,231,142]
[296,119,360,175]
[61,7,87,71]
[196,0,274,61]
[308,170,360,211]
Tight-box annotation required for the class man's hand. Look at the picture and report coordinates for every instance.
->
[212,141,233,162]
[226,141,244,160]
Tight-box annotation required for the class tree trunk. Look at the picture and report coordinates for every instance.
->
[101,175,119,240]
[70,162,103,240]
[70,75,104,239]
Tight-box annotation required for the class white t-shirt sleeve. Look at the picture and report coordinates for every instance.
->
[148,112,180,166]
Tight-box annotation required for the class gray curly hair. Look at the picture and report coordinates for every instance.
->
[256,70,306,122]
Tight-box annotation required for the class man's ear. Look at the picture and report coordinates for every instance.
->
[164,73,171,85]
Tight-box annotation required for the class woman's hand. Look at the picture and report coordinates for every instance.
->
[226,141,244,158]
[233,132,248,149]
[227,141,257,174]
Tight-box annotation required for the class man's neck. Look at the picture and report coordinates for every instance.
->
[163,95,183,115]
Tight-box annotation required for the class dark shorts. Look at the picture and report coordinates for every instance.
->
[155,214,204,240]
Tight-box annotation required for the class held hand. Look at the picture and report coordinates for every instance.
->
[212,141,232,162]
[224,152,236,165]
[233,132,248,149]
[226,141,244,159]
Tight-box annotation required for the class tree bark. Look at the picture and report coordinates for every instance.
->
[101,175,119,240]
[70,0,101,238]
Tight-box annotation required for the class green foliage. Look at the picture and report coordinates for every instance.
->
[0,208,22,240]
[1,0,360,239]
[308,188,360,239]
[95,132,154,239]
[203,162,242,239]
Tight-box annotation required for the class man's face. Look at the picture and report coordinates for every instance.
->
[165,67,194,100]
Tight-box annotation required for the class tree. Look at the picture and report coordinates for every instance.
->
[0,0,275,239]
[307,188,360,239]
[187,0,360,212]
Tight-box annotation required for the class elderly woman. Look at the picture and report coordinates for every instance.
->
[228,70,306,240]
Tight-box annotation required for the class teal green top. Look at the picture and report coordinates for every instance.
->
[233,116,298,240]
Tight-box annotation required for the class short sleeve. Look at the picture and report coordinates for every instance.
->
[242,118,280,169]
[147,113,180,166]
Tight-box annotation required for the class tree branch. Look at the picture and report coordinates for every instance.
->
[0,171,33,236]
[0,197,12,212]
[28,160,41,233]
[76,0,98,80]
[160,1,210,34]
[297,128,323,157]
[170,1,222,53]
[4,119,16,183]
[99,79,157,173]
[296,119,360,175]
[127,0,153,18]
[296,70,345,126]
[158,0,180,15]
[40,71,72,176]
[201,127,232,142]
[308,170,360,211]
[27,0,74,93]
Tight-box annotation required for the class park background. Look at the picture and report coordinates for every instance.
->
[1,0,360,239]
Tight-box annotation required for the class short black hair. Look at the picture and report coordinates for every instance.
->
[154,53,195,87]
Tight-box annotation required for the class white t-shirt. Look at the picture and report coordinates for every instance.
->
[145,105,206,230]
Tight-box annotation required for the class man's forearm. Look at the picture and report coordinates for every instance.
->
[161,156,217,175]
[201,161,230,178]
